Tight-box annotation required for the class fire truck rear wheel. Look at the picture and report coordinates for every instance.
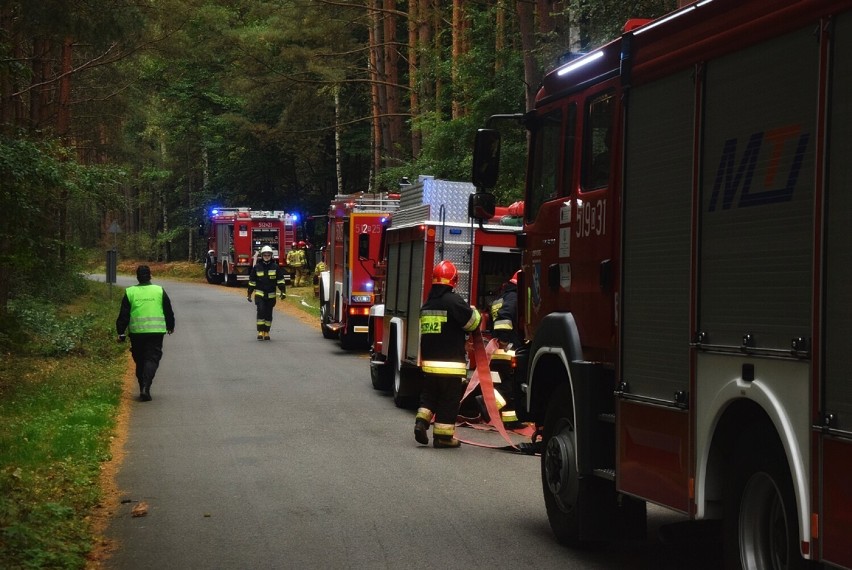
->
[723,429,804,570]
[319,293,336,339]
[391,346,417,409]
[223,263,236,287]
[541,383,581,546]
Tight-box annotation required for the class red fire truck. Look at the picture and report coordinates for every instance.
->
[317,192,399,349]
[204,208,298,286]
[470,0,852,568]
[368,177,521,408]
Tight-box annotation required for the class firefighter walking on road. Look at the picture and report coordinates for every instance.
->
[116,265,175,402]
[414,260,481,448]
[248,245,287,340]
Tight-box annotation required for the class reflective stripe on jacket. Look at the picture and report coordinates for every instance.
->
[126,285,167,334]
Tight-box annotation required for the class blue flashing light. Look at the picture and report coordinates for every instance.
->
[449,228,462,235]
[291,213,299,222]
[211,208,219,215]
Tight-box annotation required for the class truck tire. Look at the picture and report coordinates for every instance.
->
[205,258,223,284]
[223,263,236,287]
[370,357,392,391]
[541,383,581,545]
[723,429,804,570]
[319,284,336,339]
[391,346,417,409]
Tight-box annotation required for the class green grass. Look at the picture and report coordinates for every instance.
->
[0,280,126,569]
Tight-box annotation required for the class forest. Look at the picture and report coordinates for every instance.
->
[0,0,675,313]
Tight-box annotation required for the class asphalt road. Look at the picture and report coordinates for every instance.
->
[96,274,721,569]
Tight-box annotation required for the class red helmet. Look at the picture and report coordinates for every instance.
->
[432,260,458,287]
[509,270,520,285]
[298,240,306,248]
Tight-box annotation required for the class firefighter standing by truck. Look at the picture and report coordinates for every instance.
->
[247,245,287,340]
[487,270,521,424]
[414,261,481,448]
[286,241,308,286]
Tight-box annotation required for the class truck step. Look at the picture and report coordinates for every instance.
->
[593,468,616,481]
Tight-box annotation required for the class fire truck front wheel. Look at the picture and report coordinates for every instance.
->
[723,427,804,570]
[542,383,582,546]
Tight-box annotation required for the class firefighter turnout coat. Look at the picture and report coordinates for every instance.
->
[420,284,481,376]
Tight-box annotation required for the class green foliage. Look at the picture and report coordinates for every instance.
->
[0,280,126,569]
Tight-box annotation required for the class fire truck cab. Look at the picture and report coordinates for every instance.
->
[470,0,852,568]
[204,208,297,286]
[317,193,399,349]
[369,177,521,408]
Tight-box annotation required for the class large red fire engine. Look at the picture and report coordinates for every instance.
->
[470,0,852,568]
[317,192,399,349]
[368,177,521,408]
[204,208,298,286]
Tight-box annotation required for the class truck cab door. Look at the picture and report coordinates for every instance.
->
[523,89,616,359]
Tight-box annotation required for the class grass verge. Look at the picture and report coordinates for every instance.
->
[0,279,127,569]
[0,262,320,568]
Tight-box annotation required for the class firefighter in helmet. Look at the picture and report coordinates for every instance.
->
[286,241,308,286]
[414,260,481,448]
[247,245,287,340]
[486,269,521,424]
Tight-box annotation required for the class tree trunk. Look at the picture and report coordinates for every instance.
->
[334,84,343,194]
[383,0,402,164]
[516,0,537,111]
[451,0,463,119]
[57,37,73,264]
[368,0,384,175]
[408,0,421,158]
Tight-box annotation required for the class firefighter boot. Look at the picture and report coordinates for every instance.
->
[257,331,264,341]
[432,423,460,448]
[414,408,433,445]
[264,331,271,340]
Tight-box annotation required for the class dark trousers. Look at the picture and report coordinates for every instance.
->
[419,374,466,425]
[255,296,277,331]
[129,333,165,390]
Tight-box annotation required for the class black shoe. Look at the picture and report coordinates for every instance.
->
[140,386,152,401]
[433,436,461,449]
[414,419,429,445]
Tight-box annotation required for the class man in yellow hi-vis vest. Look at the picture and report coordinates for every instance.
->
[116,265,175,401]
[415,260,481,448]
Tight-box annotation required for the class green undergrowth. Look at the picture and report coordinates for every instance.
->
[0,279,127,569]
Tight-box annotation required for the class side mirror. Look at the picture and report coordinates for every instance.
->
[468,192,496,221]
[472,128,501,190]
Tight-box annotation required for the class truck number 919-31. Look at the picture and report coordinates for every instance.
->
[576,199,606,238]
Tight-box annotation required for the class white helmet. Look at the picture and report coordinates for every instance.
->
[260,245,273,254]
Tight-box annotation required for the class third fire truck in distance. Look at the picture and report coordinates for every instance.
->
[317,192,400,349]
[368,176,521,408]
[204,208,298,286]
[469,0,852,568]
